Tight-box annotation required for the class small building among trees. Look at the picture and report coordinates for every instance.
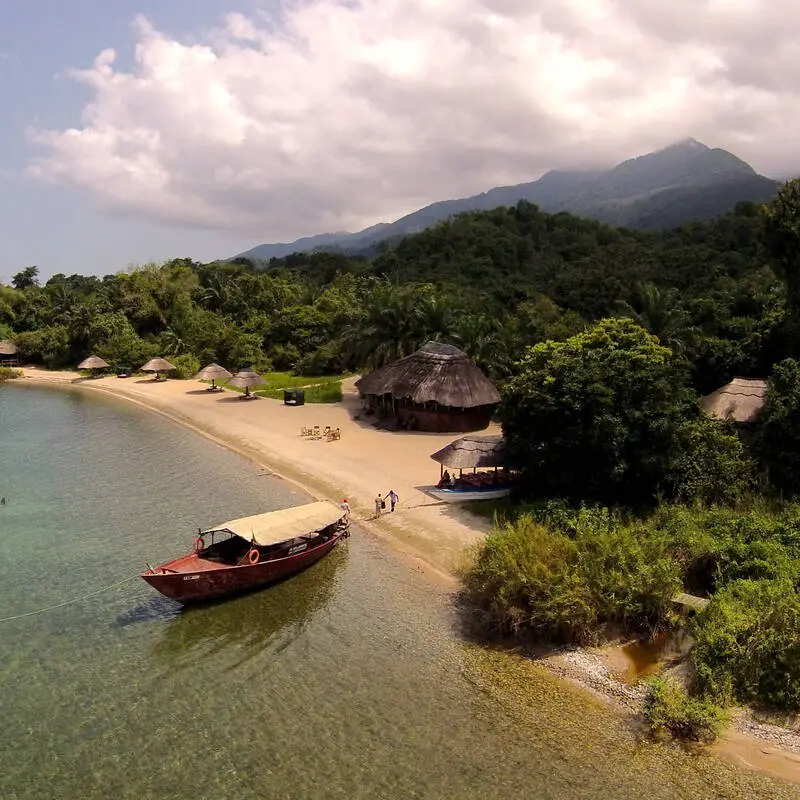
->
[355,341,500,432]
[700,378,767,424]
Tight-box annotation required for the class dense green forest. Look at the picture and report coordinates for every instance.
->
[5,181,800,739]
[0,196,786,392]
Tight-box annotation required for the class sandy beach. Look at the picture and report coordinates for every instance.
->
[15,368,495,586]
[11,367,800,783]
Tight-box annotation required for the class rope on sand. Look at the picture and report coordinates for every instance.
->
[0,574,140,623]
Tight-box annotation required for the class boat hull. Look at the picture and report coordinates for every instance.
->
[141,533,343,603]
[426,486,512,504]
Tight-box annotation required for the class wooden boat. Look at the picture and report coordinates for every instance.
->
[141,500,350,603]
[425,484,513,503]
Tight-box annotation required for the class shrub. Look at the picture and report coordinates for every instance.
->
[0,367,22,381]
[691,578,800,709]
[667,418,755,505]
[461,513,680,644]
[643,677,728,743]
[461,515,596,642]
[169,353,201,380]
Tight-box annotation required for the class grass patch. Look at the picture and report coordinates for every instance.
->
[0,367,22,381]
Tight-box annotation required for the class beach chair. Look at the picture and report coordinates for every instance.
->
[312,425,321,440]
[300,426,313,437]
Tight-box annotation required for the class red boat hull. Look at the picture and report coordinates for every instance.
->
[141,533,344,603]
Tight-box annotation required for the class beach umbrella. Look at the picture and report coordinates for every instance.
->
[194,362,233,390]
[77,354,110,371]
[77,355,110,377]
[226,370,268,398]
[140,357,176,380]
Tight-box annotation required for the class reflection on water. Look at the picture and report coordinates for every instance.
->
[0,385,796,800]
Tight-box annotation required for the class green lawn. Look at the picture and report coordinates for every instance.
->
[207,372,352,404]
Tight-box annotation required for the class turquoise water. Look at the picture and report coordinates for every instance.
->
[0,384,795,799]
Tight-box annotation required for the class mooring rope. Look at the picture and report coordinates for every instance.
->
[0,574,140,623]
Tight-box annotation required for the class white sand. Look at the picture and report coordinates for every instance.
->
[17,368,496,585]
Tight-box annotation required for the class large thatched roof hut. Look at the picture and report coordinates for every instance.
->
[700,377,767,423]
[0,340,17,366]
[355,342,500,432]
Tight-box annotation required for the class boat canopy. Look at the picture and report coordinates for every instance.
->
[204,500,344,546]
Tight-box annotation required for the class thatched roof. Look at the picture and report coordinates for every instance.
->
[194,362,233,381]
[355,342,500,408]
[77,355,109,370]
[140,357,176,372]
[227,370,267,390]
[430,434,506,468]
[700,377,767,423]
[0,340,17,355]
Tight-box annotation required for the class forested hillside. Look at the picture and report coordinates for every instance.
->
[0,198,785,397]
[240,139,780,260]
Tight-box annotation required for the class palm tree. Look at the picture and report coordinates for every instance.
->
[613,283,697,354]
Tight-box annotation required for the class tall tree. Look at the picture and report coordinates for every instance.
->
[501,317,693,504]
[763,179,800,329]
[12,265,39,290]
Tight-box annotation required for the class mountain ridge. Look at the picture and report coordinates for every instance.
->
[237,139,780,261]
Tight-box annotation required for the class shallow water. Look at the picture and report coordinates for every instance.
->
[0,384,796,799]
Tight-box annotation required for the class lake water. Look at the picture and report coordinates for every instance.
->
[0,383,795,799]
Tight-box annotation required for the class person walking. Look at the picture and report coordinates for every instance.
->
[385,489,399,512]
[340,498,351,523]
[374,493,383,518]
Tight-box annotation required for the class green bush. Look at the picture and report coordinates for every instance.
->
[14,326,70,368]
[649,505,799,594]
[461,513,680,644]
[691,578,800,710]
[0,367,22,381]
[461,515,596,642]
[169,353,201,380]
[643,677,728,743]
[667,418,755,505]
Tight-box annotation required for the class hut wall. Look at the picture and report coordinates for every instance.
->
[398,405,494,433]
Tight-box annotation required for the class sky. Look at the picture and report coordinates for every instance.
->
[2,0,800,282]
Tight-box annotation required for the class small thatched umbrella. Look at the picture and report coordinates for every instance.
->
[226,370,268,399]
[140,357,176,381]
[77,355,110,377]
[700,378,767,423]
[0,339,17,365]
[194,362,233,391]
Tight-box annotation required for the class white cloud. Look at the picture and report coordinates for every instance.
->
[28,0,800,239]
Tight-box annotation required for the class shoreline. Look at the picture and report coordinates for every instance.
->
[9,368,800,784]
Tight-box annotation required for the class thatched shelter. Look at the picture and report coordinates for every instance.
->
[77,355,110,372]
[700,377,767,423]
[0,340,17,366]
[140,357,176,380]
[430,434,506,469]
[355,342,500,432]
[227,370,267,398]
[194,362,233,391]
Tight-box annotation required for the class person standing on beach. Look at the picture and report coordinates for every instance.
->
[386,489,399,512]
[340,498,351,522]
[375,493,383,518]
